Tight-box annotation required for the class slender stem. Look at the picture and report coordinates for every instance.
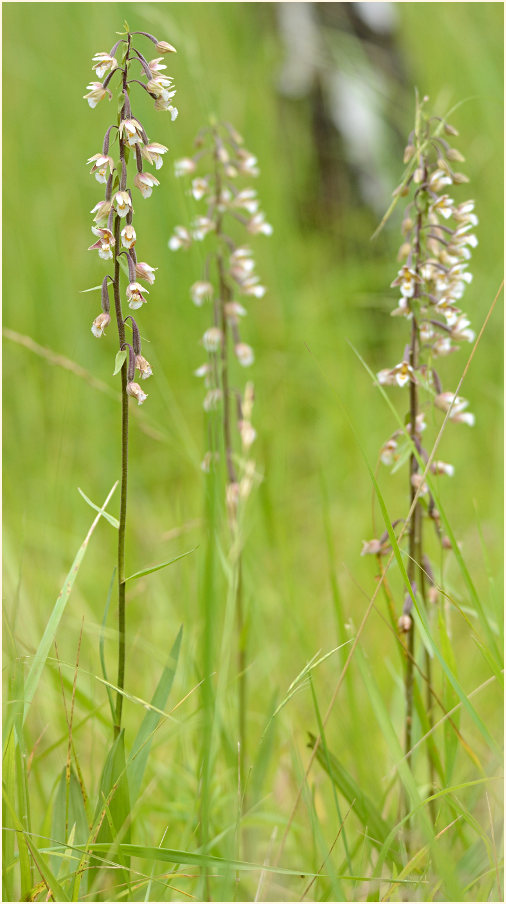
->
[214,130,247,804]
[112,33,131,739]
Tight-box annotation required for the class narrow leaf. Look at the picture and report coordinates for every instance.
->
[125,547,197,583]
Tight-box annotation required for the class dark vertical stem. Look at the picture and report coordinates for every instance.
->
[112,33,131,739]
[404,154,426,840]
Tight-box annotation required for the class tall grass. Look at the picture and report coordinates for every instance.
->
[3,2,503,902]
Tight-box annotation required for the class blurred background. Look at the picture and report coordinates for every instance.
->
[3,1,504,895]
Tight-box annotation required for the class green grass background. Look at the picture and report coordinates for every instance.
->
[3,2,504,901]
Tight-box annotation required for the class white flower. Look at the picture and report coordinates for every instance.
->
[192,216,215,241]
[432,336,454,357]
[191,177,209,200]
[134,172,160,198]
[91,52,117,79]
[430,194,454,219]
[142,142,169,170]
[190,281,214,306]
[194,363,211,379]
[380,438,398,465]
[247,212,273,236]
[126,281,149,309]
[88,226,115,259]
[148,57,168,75]
[237,149,260,176]
[202,327,222,352]
[391,265,419,299]
[239,420,257,449]
[377,360,415,388]
[428,169,452,191]
[127,381,147,405]
[431,461,455,477]
[121,224,136,249]
[451,316,475,343]
[234,189,259,214]
[91,312,111,337]
[83,81,111,108]
[147,77,175,99]
[168,225,192,251]
[87,153,115,183]
[113,191,133,218]
[235,343,254,367]
[119,118,144,147]
[225,302,247,319]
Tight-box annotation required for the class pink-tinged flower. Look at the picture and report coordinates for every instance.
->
[155,40,177,54]
[168,225,192,251]
[91,312,111,337]
[88,226,115,259]
[141,142,169,170]
[398,614,412,633]
[135,262,157,284]
[121,224,136,249]
[190,281,214,306]
[391,265,420,299]
[377,359,415,388]
[202,327,222,352]
[87,153,115,183]
[361,538,384,556]
[90,199,112,224]
[430,194,454,219]
[148,57,167,75]
[135,355,153,379]
[432,336,454,357]
[192,216,215,241]
[420,322,434,344]
[119,118,144,147]
[235,343,254,367]
[134,172,160,198]
[247,212,273,236]
[451,316,475,343]
[91,52,118,79]
[84,81,111,108]
[113,190,133,218]
[435,392,474,424]
[380,438,398,465]
[126,281,149,310]
[191,177,209,200]
[431,461,455,477]
[126,381,148,405]
[174,157,196,177]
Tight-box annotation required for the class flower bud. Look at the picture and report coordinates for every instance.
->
[398,614,412,633]
[155,40,177,54]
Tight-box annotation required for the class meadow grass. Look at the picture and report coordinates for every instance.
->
[2,2,503,901]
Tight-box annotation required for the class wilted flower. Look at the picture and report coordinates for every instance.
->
[135,355,153,379]
[91,312,111,337]
[126,381,148,405]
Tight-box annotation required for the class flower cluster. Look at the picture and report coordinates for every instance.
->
[364,99,477,630]
[85,28,177,403]
[170,122,271,515]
